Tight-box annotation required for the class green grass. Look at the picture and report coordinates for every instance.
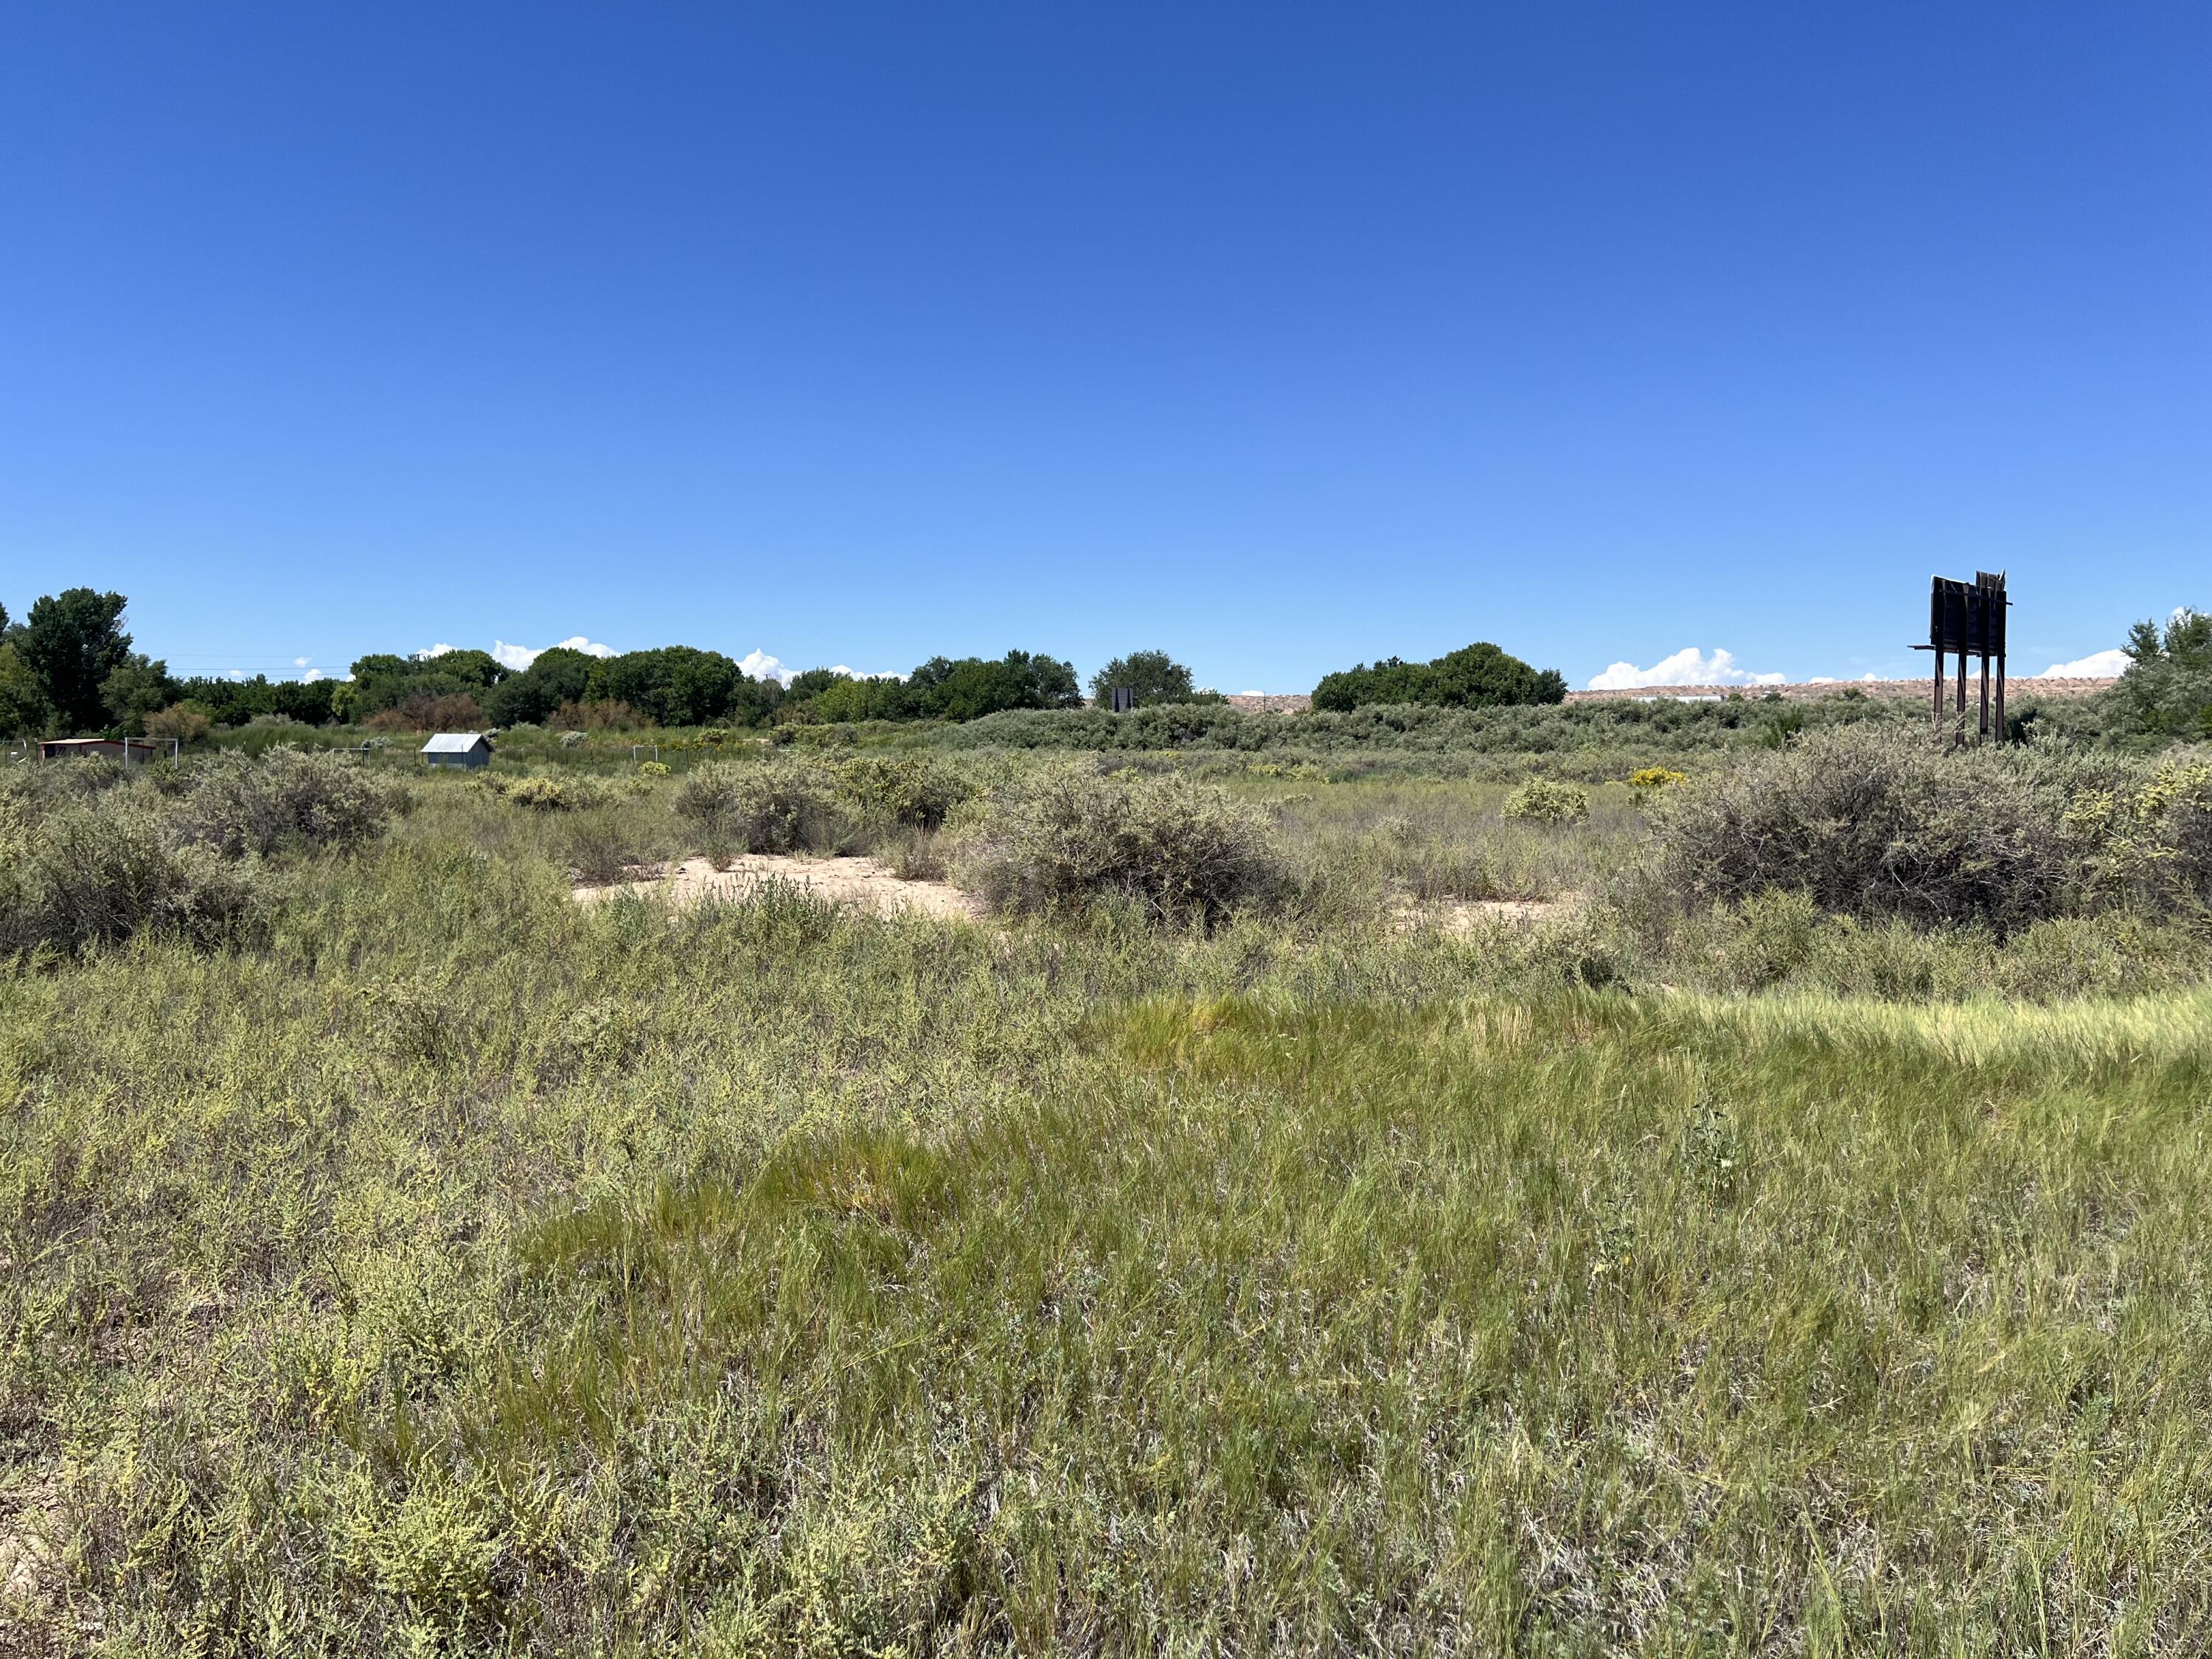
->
[5,773,2212,1652]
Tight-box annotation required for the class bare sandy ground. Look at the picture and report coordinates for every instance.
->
[575,855,978,922]
[1399,892,1584,932]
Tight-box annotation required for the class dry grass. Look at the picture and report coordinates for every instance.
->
[4,755,2212,1650]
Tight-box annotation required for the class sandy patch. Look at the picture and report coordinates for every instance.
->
[575,855,978,922]
[1399,891,1585,933]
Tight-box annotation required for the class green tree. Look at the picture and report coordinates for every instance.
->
[785,667,849,698]
[21,588,133,734]
[344,647,504,720]
[1089,650,1197,708]
[2118,608,2212,738]
[0,642,42,737]
[908,650,1079,720]
[100,653,178,734]
[485,646,598,726]
[1312,641,1565,713]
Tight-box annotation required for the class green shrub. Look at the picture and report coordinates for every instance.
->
[1500,778,1588,823]
[674,759,853,855]
[1651,728,2070,933]
[560,810,658,886]
[835,753,975,832]
[0,801,271,958]
[490,773,604,813]
[2063,758,2212,908]
[144,703,213,743]
[955,766,1283,927]
[1627,767,1687,791]
[167,747,394,858]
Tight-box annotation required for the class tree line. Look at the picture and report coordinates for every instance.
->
[1,585,1622,740]
[0,591,1252,737]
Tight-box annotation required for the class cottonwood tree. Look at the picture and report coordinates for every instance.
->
[1089,650,1197,708]
[21,588,133,734]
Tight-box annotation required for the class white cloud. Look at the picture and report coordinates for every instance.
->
[490,636,617,672]
[2037,648,2131,679]
[1586,647,1785,691]
[744,658,906,685]
[294,655,312,668]
[739,650,794,686]
[414,643,454,660]
[302,668,328,684]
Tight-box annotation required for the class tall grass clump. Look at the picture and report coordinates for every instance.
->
[1651,728,2070,933]
[956,765,1283,926]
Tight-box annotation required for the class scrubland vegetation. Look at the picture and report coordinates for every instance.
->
[5,709,2212,1655]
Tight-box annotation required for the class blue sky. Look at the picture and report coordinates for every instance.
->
[2,4,2205,692]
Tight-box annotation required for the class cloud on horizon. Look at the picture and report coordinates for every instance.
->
[1587,647,1785,691]
[738,652,905,686]
[2037,648,2131,679]
[738,650,795,686]
[490,636,616,672]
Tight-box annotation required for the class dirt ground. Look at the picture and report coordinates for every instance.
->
[575,855,979,922]
[1399,892,1582,932]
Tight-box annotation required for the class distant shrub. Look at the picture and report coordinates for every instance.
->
[1500,778,1588,823]
[835,754,976,832]
[674,759,853,855]
[145,703,213,743]
[168,748,394,859]
[1652,728,2070,933]
[1628,767,1687,791]
[638,760,671,779]
[551,699,644,731]
[490,774,604,813]
[955,767,1283,927]
[361,692,484,734]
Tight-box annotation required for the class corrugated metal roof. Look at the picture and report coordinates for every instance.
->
[420,732,490,753]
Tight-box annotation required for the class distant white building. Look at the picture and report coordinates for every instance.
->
[420,731,493,769]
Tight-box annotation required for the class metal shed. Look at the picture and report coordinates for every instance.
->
[41,737,163,762]
[420,731,493,769]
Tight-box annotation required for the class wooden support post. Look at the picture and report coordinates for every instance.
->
[1978,650,1990,742]
[1955,649,1967,746]
[1933,645,1944,738]
[1995,651,2006,744]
